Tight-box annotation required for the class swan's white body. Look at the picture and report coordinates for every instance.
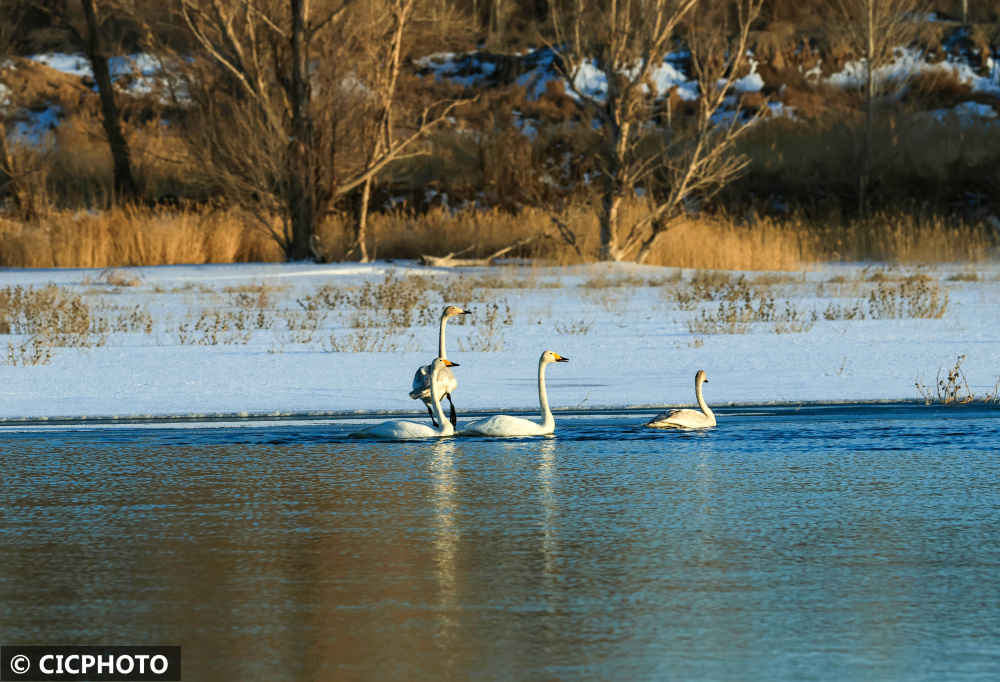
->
[647,370,716,429]
[460,351,568,437]
[410,307,469,423]
[354,359,458,439]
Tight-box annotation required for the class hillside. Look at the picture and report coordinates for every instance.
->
[2,4,1000,269]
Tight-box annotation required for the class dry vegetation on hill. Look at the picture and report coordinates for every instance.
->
[1,0,999,270]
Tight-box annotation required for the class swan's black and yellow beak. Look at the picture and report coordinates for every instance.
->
[554,353,569,363]
[443,359,459,367]
[460,310,471,315]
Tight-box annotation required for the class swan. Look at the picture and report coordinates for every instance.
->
[459,351,569,437]
[353,358,459,439]
[646,370,716,429]
[410,305,470,427]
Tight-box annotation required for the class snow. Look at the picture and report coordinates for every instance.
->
[567,56,699,103]
[727,57,764,94]
[28,53,92,78]
[416,52,497,88]
[802,59,823,80]
[11,106,62,144]
[918,101,1000,126]
[26,52,189,103]
[5,53,189,146]
[421,47,700,103]
[827,47,1000,97]
[649,53,699,100]
[2,262,1000,421]
[766,102,797,120]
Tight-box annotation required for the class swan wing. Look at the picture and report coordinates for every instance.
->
[410,366,457,401]
[459,414,549,437]
[352,420,442,439]
[647,410,675,426]
[646,409,715,429]
[409,364,432,399]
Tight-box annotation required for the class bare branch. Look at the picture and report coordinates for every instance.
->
[333,98,473,198]
[420,235,541,267]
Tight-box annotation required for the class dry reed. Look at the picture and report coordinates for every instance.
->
[0,207,280,268]
[1,203,997,271]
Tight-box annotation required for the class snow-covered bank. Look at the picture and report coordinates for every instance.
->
[1,262,999,421]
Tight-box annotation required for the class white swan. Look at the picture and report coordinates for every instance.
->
[353,358,459,439]
[410,305,470,426]
[646,370,716,429]
[459,351,569,437]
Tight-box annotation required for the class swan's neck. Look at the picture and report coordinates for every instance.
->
[429,367,453,435]
[538,359,554,429]
[696,380,713,419]
[438,314,449,359]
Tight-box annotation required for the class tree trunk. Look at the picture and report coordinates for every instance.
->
[597,107,629,261]
[346,0,409,263]
[353,177,372,263]
[599,186,625,261]
[533,0,548,22]
[287,0,317,261]
[859,0,875,221]
[80,0,138,204]
[0,119,38,222]
[635,225,668,265]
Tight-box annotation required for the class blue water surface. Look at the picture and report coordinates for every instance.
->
[1,404,998,681]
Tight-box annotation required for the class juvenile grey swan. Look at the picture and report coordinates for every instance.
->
[410,305,470,427]
[646,370,716,429]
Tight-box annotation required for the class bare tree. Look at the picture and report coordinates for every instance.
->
[551,0,763,263]
[344,0,413,263]
[182,0,465,261]
[0,4,39,221]
[838,0,926,217]
[40,0,140,202]
[80,0,139,201]
[630,2,765,264]
[489,0,503,34]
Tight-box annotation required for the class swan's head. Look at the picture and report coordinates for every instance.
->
[541,351,569,364]
[696,370,708,384]
[443,305,470,318]
[432,357,460,369]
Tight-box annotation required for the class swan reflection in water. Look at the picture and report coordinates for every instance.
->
[537,439,560,612]
[430,439,461,638]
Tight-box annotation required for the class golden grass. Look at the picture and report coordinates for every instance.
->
[313,205,588,264]
[640,215,815,270]
[315,203,816,270]
[1,202,996,270]
[809,212,999,264]
[0,207,280,268]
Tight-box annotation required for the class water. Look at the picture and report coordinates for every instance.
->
[2,404,999,681]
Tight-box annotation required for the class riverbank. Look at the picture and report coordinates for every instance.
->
[2,261,999,420]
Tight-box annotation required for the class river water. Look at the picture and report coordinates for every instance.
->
[2,404,999,680]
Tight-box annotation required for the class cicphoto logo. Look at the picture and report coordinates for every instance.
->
[1,647,180,682]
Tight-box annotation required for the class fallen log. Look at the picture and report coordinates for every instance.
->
[419,235,540,267]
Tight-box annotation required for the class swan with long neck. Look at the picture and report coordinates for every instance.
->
[646,370,716,429]
[354,359,459,439]
[410,306,469,426]
[459,351,569,437]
